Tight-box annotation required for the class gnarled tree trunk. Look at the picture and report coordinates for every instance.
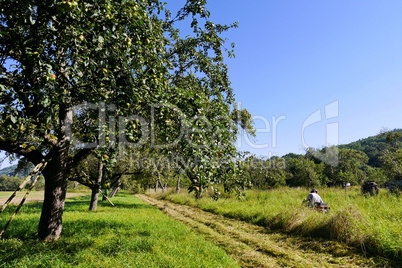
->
[109,181,121,198]
[38,152,69,241]
[89,159,103,211]
[37,107,76,241]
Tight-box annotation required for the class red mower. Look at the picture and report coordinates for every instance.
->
[302,199,330,213]
[313,202,330,213]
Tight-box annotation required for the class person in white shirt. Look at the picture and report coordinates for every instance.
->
[306,189,323,208]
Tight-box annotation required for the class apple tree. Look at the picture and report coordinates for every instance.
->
[0,0,251,241]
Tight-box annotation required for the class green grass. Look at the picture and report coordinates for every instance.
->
[0,192,239,268]
[154,187,402,263]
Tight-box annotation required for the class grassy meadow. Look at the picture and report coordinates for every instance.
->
[0,192,239,268]
[152,187,402,263]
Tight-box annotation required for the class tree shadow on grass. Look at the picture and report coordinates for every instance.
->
[0,193,154,241]
[1,203,154,238]
[64,194,154,210]
[0,216,39,240]
[0,194,153,214]
[1,215,155,265]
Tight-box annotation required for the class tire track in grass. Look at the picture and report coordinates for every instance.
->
[136,194,376,268]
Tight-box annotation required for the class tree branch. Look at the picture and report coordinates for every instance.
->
[68,148,95,169]
[0,139,44,165]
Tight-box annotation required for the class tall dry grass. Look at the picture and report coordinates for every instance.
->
[152,187,402,262]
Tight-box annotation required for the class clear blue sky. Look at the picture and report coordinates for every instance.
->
[195,0,402,157]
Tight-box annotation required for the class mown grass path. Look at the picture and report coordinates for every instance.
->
[137,194,381,268]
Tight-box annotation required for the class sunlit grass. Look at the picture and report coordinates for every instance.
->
[153,187,402,262]
[0,191,44,199]
[0,192,239,268]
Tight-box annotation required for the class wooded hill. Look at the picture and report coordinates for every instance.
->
[240,128,402,190]
[338,129,402,167]
[0,165,23,177]
[0,164,32,178]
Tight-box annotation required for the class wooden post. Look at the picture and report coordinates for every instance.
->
[99,189,115,207]
[0,170,42,239]
[1,160,47,213]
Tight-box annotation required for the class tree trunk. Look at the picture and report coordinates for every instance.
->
[161,180,165,193]
[37,106,77,241]
[88,186,99,211]
[38,155,69,241]
[89,159,103,211]
[176,175,181,193]
[109,181,121,198]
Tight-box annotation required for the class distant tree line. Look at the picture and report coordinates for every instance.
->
[119,129,402,194]
[0,175,45,191]
[241,129,402,190]
[1,129,401,196]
